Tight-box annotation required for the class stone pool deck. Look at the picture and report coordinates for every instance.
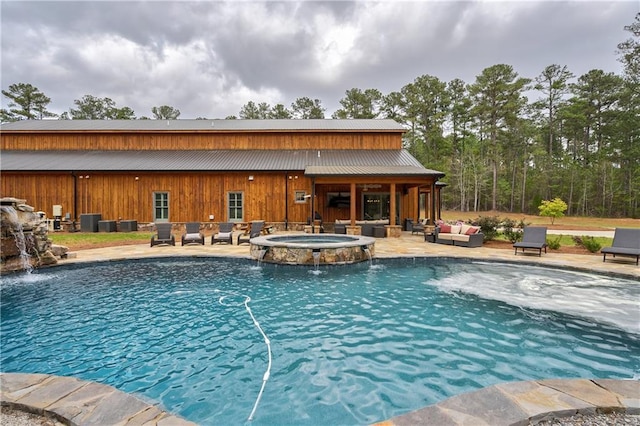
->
[0,373,195,425]
[2,231,639,425]
[53,230,640,278]
[374,378,639,426]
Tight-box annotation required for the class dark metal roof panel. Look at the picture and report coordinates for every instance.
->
[1,150,444,176]
[304,165,442,176]
[0,119,405,132]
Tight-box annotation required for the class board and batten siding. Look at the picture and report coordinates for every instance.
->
[1,171,426,226]
[1,132,402,151]
[0,171,318,224]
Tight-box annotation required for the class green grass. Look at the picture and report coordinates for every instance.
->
[49,232,153,247]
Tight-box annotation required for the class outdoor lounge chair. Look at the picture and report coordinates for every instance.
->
[181,222,204,246]
[150,223,175,247]
[601,228,640,265]
[211,222,234,245]
[411,219,428,235]
[513,226,547,256]
[237,221,264,245]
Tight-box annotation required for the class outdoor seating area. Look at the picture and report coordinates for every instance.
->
[125,221,639,272]
[601,227,640,265]
[513,226,548,256]
[433,223,484,247]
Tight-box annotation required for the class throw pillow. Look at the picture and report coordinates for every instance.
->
[450,225,462,234]
[440,224,451,233]
[465,226,479,235]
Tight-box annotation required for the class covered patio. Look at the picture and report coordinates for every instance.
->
[305,165,445,236]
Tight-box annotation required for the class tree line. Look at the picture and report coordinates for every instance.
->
[2,14,638,218]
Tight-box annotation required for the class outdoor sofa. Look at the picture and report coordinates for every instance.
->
[434,223,484,247]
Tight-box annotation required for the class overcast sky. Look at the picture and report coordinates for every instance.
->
[1,1,637,119]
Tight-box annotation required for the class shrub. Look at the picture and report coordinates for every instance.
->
[475,216,501,241]
[538,197,568,225]
[501,218,529,243]
[547,236,562,250]
[572,235,602,253]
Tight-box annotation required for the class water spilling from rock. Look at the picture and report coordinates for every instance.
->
[0,197,64,274]
[1,206,33,273]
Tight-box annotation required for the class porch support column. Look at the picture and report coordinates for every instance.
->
[349,182,356,226]
[311,178,316,233]
[430,180,437,225]
[387,182,402,238]
[437,185,442,221]
[346,182,360,235]
[389,183,396,226]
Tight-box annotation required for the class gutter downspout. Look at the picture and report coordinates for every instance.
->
[284,172,289,230]
[311,178,316,233]
[71,172,78,221]
[431,180,437,225]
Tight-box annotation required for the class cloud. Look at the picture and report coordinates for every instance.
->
[1,1,636,119]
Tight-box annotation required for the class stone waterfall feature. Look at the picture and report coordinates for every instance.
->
[1,197,64,274]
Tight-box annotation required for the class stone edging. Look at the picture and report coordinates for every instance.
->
[0,372,195,425]
[2,373,638,426]
[375,378,639,426]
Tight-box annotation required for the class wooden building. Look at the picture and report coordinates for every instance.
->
[0,119,445,233]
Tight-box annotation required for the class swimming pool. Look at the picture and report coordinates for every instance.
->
[1,258,638,425]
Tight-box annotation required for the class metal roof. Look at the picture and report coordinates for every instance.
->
[304,165,438,176]
[0,119,405,132]
[1,149,444,177]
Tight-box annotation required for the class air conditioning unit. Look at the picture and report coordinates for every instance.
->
[53,205,63,217]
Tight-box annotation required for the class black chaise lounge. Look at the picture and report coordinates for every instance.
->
[601,228,640,265]
[513,226,547,256]
[212,222,234,245]
[151,223,175,247]
[237,221,264,245]
[181,222,204,246]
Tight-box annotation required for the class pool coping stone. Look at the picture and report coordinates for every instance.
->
[0,373,196,425]
[2,373,637,425]
[375,378,640,426]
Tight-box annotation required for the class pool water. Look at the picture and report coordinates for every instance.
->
[1,258,638,425]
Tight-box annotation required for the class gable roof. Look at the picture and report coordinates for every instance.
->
[1,149,444,177]
[0,119,406,133]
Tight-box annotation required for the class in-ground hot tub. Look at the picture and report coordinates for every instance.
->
[250,233,376,265]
